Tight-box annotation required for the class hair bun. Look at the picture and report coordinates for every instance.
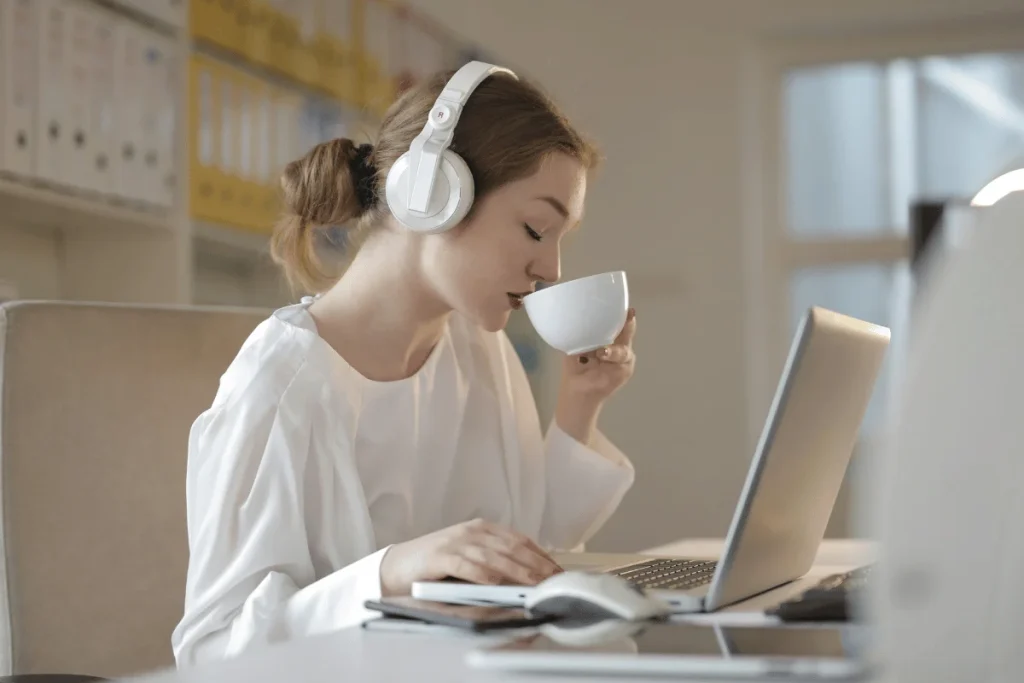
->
[272,137,373,294]
[351,143,378,211]
[279,138,370,227]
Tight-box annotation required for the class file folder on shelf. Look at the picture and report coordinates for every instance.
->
[215,62,242,226]
[255,82,278,230]
[270,0,300,81]
[88,4,118,196]
[361,0,394,116]
[0,0,38,178]
[290,0,319,88]
[235,70,261,230]
[188,55,222,223]
[66,0,99,194]
[138,28,178,208]
[111,17,142,202]
[191,0,244,56]
[272,87,302,203]
[35,0,69,188]
[319,0,355,104]
[244,0,274,68]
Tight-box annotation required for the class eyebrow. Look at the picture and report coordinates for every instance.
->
[537,196,570,219]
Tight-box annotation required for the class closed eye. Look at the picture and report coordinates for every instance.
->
[524,223,543,242]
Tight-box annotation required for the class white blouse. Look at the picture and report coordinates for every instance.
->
[171,300,634,666]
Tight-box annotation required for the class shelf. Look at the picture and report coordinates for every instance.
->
[89,0,183,37]
[0,175,173,236]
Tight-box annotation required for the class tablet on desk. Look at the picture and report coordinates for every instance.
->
[467,621,871,680]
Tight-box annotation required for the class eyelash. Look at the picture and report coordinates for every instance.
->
[524,223,543,242]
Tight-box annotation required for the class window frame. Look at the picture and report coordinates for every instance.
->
[741,15,1024,450]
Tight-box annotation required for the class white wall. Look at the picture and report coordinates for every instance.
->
[403,0,1024,552]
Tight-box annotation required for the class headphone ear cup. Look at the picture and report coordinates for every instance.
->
[440,152,475,230]
[385,151,475,234]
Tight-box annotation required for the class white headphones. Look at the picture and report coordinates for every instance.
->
[385,61,518,234]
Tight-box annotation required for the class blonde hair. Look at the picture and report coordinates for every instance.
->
[270,68,600,294]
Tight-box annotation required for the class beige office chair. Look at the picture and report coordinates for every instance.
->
[0,301,266,680]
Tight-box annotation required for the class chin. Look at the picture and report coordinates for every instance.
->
[470,308,512,333]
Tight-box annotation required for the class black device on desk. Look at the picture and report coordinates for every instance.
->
[769,565,873,622]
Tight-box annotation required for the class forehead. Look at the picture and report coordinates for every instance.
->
[507,153,587,222]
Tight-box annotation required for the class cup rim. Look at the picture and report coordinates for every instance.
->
[523,270,626,301]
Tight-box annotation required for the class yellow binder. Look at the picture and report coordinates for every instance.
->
[294,0,322,89]
[190,0,244,56]
[324,0,358,105]
[244,0,274,68]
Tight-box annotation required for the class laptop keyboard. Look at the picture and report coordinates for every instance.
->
[609,558,718,591]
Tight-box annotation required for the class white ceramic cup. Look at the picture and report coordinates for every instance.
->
[522,271,629,355]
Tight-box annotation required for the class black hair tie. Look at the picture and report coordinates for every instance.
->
[351,143,378,211]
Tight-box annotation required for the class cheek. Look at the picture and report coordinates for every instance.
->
[424,239,498,302]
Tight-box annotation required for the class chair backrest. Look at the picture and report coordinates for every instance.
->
[0,301,266,679]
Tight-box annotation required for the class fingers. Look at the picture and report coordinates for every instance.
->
[481,522,561,569]
[595,344,635,365]
[461,519,562,582]
[614,308,637,346]
[441,555,503,585]
[459,545,546,586]
[496,528,562,574]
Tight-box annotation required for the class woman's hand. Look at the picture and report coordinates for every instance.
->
[555,308,637,445]
[379,518,563,596]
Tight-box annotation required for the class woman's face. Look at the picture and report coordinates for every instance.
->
[422,152,587,332]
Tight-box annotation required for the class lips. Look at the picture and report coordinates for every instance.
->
[507,291,532,310]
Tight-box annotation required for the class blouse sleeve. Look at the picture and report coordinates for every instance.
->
[171,363,387,667]
[539,421,635,551]
[497,332,635,551]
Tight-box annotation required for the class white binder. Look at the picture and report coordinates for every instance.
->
[88,3,118,196]
[156,31,179,208]
[65,0,98,193]
[137,27,177,207]
[113,17,145,202]
[35,0,70,187]
[0,0,38,178]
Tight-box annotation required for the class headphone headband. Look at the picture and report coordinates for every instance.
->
[405,61,518,215]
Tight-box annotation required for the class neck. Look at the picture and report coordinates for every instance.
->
[311,229,451,381]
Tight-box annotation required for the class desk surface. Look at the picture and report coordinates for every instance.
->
[128,539,871,683]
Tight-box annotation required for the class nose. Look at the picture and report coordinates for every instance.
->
[530,243,561,285]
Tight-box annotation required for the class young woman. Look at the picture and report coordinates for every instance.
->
[172,62,638,666]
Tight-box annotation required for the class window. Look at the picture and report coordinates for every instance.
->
[779,50,1024,433]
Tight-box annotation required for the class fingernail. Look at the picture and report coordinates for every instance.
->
[598,348,610,359]
[578,356,589,364]
[628,307,636,320]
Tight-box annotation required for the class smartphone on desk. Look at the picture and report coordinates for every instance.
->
[363,596,556,632]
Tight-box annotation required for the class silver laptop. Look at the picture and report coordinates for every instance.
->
[413,307,890,612]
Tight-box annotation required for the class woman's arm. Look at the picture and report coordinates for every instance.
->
[499,334,635,552]
[171,369,385,667]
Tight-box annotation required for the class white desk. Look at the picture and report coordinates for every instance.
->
[129,539,871,683]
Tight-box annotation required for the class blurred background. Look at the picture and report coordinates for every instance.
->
[2,0,1023,553]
